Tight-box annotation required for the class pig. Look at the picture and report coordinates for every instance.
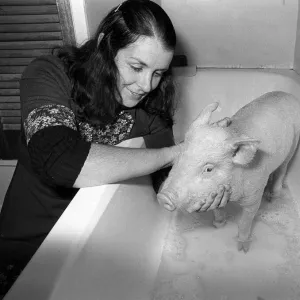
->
[157,91,300,252]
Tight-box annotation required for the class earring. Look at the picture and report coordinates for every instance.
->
[97,32,105,47]
[114,3,122,12]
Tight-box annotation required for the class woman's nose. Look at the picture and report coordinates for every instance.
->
[138,74,152,93]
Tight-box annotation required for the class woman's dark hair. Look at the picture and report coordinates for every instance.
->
[55,0,177,127]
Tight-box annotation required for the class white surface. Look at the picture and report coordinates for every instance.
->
[162,0,298,68]
[0,161,16,210]
[4,69,300,300]
[84,0,121,36]
[294,1,300,73]
[152,190,300,300]
[69,0,89,45]
[47,176,171,300]
[84,0,298,68]
[6,184,121,300]
[172,68,300,142]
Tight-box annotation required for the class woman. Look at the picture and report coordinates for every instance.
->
[0,0,230,295]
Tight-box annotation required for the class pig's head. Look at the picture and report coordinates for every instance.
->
[157,102,260,212]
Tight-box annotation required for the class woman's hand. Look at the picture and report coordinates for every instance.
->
[200,185,231,211]
[211,117,231,127]
[186,184,231,213]
[161,142,184,169]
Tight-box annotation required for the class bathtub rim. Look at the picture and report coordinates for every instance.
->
[4,137,158,300]
[4,67,300,299]
[0,160,17,167]
[177,66,300,85]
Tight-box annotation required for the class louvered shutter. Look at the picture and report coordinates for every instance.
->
[0,0,75,159]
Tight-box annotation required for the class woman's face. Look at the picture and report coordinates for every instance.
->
[114,36,174,107]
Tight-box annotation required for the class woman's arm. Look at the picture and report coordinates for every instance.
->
[73,142,181,188]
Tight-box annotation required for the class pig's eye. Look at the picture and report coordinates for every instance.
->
[203,164,214,173]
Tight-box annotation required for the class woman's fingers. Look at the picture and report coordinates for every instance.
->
[186,199,205,213]
[211,117,231,128]
[205,187,224,211]
[219,184,231,207]
[199,185,231,212]
[162,184,231,213]
[200,190,220,211]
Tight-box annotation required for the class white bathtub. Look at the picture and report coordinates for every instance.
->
[4,68,300,300]
[0,160,16,212]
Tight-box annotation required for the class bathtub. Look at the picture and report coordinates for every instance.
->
[4,68,300,300]
[0,160,16,212]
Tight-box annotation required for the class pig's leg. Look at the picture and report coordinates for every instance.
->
[212,208,227,228]
[237,193,262,252]
[263,173,274,202]
[265,137,299,201]
[265,163,288,200]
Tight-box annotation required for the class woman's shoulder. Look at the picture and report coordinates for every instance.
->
[22,54,67,80]
[32,54,63,65]
[21,54,71,94]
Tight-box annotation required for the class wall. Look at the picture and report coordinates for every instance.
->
[83,0,298,69]
[84,0,120,37]
[162,0,298,68]
[84,0,161,37]
[82,0,164,37]
[294,0,300,73]
[69,0,89,45]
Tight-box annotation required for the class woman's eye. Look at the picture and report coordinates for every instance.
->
[154,72,163,77]
[131,66,143,72]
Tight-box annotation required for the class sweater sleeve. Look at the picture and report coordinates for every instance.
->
[28,126,90,187]
[20,56,91,187]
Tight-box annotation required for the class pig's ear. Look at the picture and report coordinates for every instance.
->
[192,102,219,126]
[226,136,260,165]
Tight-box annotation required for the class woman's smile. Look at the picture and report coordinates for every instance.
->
[126,87,145,99]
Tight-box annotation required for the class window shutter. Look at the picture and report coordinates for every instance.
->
[0,0,75,158]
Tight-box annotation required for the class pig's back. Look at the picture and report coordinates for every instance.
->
[231,91,300,132]
[230,91,300,161]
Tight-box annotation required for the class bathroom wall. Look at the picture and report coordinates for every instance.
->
[69,0,89,45]
[294,0,300,73]
[84,0,298,69]
[162,0,298,68]
[84,0,120,37]
[85,0,161,37]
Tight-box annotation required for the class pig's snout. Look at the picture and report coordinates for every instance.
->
[157,190,178,211]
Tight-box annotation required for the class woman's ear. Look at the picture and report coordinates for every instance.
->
[226,136,260,165]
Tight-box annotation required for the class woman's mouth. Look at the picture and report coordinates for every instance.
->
[127,88,145,99]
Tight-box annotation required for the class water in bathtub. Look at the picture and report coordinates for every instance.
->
[151,186,300,300]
